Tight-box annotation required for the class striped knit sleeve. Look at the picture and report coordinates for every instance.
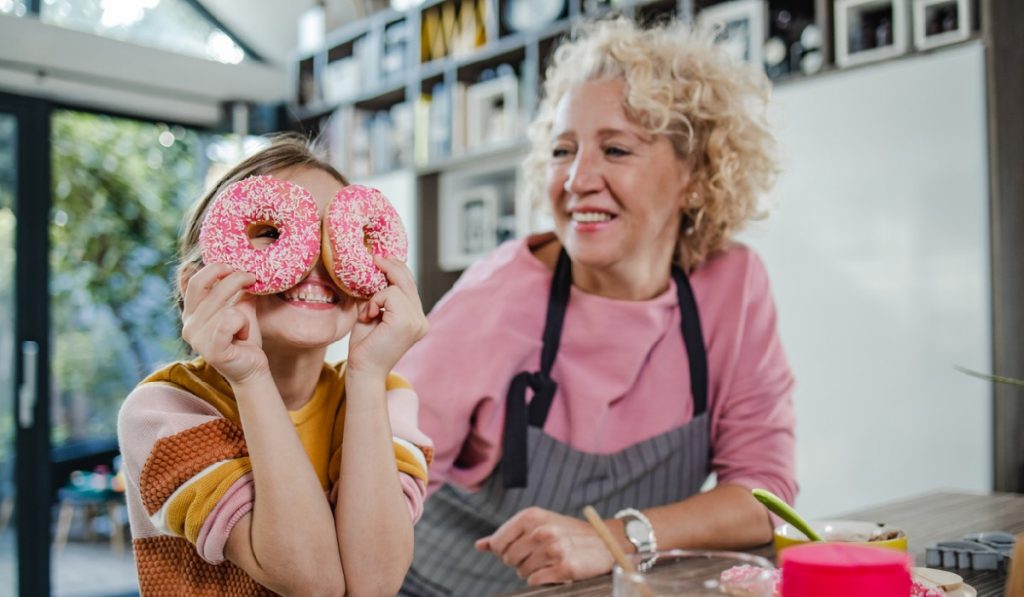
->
[117,383,253,565]
[387,373,432,522]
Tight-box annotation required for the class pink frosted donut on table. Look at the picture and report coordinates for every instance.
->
[199,175,321,295]
[322,184,408,299]
[720,564,781,596]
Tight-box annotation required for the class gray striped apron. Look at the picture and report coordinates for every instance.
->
[403,250,711,596]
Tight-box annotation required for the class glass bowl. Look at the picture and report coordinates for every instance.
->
[613,549,776,596]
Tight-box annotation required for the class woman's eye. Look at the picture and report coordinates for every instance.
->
[552,147,571,158]
[605,146,630,157]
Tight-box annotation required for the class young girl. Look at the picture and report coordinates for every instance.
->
[117,135,432,596]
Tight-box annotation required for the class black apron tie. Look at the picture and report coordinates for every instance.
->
[502,248,708,488]
[502,250,571,488]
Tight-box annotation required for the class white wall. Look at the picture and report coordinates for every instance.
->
[740,42,992,517]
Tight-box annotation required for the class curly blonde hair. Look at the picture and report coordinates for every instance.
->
[525,17,779,271]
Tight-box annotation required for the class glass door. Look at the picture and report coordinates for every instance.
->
[0,103,18,597]
[0,92,53,597]
[46,110,256,596]
[0,92,256,596]
[48,110,207,596]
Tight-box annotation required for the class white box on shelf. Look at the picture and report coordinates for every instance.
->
[450,82,468,156]
[297,3,325,55]
[696,0,768,67]
[321,58,360,104]
[835,0,910,68]
[912,0,971,51]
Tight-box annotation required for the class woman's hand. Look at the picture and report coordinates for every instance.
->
[475,506,615,586]
[180,263,268,385]
[346,256,429,379]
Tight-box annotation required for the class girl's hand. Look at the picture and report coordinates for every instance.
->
[180,263,268,385]
[346,256,428,379]
[475,507,615,586]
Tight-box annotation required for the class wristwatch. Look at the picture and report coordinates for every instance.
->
[614,508,657,570]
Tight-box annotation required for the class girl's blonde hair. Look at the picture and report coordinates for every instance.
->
[174,133,348,311]
[524,17,780,271]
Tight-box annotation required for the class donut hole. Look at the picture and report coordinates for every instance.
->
[246,221,280,250]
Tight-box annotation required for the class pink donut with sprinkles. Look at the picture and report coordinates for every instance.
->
[322,184,408,299]
[199,175,321,295]
[720,565,781,597]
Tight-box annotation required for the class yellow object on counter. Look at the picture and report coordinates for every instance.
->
[774,519,908,553]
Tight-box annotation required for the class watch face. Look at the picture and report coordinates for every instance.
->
[625,519,648,542]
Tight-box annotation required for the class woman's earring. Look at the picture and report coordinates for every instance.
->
[685,206,705,237]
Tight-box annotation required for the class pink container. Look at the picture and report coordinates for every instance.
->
[780,542,912,597]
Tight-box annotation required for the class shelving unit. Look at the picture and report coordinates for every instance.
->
[287,0,982,310]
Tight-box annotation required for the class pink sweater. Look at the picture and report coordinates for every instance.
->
[396,234,798,504]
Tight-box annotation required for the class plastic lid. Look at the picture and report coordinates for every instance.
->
[781,543,912,597]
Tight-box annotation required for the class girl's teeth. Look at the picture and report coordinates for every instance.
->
[283,290,336,303]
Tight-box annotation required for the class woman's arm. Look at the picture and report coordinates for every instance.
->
[477,483,770,586]
[619,483,772,549]
[225,372,345,596]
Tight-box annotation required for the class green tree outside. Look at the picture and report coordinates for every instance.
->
[49,111,204,443]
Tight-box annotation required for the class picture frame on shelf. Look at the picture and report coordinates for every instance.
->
[439,185,501,271]
[835,0,909,68]
[912,0,971,51]
[465,74,520,151]
[696,0,768,67]
[438,159,521,272]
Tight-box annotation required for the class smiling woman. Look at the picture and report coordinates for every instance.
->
[396,16,795,597]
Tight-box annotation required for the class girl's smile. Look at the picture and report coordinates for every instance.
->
[279,274,342,310]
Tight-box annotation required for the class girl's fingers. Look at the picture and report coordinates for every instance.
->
[209,307,249,352]
[182,263,234,316]
[367,279,429,341]
[363,286,395,322]
[375,256,418,299]
[187,270,256,326]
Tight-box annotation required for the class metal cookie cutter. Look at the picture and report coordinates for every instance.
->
[925,532,1016,571]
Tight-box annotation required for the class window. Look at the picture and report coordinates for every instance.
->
[0,0,28,17]
[41,0,248,64]
[48,110,258,448]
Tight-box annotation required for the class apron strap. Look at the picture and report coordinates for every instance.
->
[672,265,709,417]
[502,250,709,488]
[502,249,571,488]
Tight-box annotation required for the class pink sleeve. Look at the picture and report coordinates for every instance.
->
[385,382,433,517]
[195,474,254,564]
[709,252,798,506]
[399,474,427,522]
[396,311,477,497]
[391,245,524,497]
[387,386,434,455]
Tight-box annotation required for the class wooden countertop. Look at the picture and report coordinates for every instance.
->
[501,491,1024,596]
